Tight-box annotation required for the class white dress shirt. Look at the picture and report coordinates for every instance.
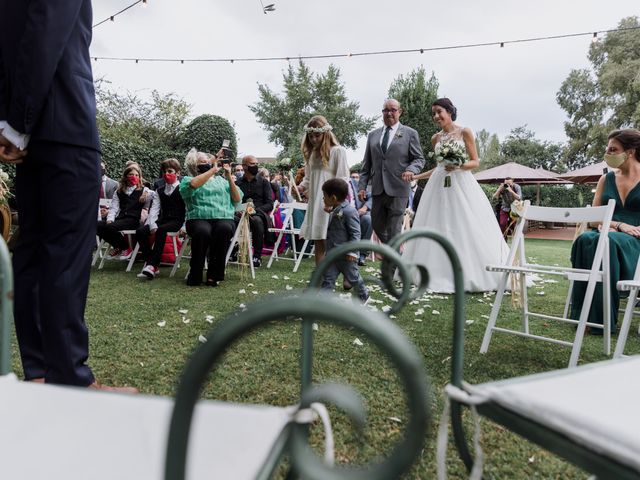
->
[380,122,400,151]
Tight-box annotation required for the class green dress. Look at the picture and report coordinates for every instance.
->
[570,172,640,330]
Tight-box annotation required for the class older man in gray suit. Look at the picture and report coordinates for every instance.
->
[358,98,425,243]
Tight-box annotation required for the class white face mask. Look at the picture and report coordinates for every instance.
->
[604,152,627,168]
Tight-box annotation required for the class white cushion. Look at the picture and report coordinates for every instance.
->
[0,375,293,479]
[467,356,640,472]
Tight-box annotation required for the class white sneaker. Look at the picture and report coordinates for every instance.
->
[138,264,158,280]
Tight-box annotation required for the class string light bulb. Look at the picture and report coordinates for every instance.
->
[591,32,598,43]
[142,0,148,7]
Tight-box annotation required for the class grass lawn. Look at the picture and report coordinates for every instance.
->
[10,238,640,478]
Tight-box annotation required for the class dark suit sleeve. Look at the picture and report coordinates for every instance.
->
[358,133,373,191]
[406,129,426,174]
[258,179,274,214]
[7,0,85,134]
[0,42,7,119]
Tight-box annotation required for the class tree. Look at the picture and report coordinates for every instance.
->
[499,126,565,171]
[475,129,501,169]
[387,67,440,168]
[249,62,375,167]
[175,114,237,157]
[557,16,640,169]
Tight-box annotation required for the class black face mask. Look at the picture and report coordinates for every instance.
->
[196,164,211,174]
[247,165,259,176]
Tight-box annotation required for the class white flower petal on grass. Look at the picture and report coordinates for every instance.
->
[247,283,254,287]
[285,285,293,290]
[271,275,279,279]
[381,305,392,313]
[312,323,319,331]
[415,308,424,316]
[353,338,364,346]
[414,318,423,323]
[528,456,535,464]
[239,303,246,309]
[252,291,259,295]
[466,320,475,325]
[390,315,397,319]
[388,416,402,423]
[481,315,490,319]
[140,362,144,367]
[157,320,166,327]
[183,318,191,324]
[284,276,290,280]
[238,289,246,294]
[442,356,451,364]
[178,309,188,314]
[537,291,545,296]
[198,335,207,343]
[268,290,275,294]
[432,310,441,315]
[205,315,214,323]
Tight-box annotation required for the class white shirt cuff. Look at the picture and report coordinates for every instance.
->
[0,121,30,150]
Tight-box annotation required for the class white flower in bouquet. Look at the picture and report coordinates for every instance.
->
[0,170,9,183]
[428,139,468,187]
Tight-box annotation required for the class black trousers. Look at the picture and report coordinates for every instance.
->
[136,218,183,268]
[234,211,266,259]
[97,217,139,250]
[13,141,99,386]
[186,219,235,283]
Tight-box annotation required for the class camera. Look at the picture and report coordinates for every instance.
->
[221,139,233,161]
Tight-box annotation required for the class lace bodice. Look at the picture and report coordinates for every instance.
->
[436,126,465,147]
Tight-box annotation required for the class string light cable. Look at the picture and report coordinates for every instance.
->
[93,0,147,28]
[90,25,640,64]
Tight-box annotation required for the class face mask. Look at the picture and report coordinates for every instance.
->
[247,165,259,176]
[197,164,211,174]
[127,175,139,186]
[604,152,627,168]
[234,172,244,180]
[163,173,177,184]
[604,152,627,169]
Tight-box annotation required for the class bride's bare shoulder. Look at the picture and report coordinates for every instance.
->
[431,131,442,146]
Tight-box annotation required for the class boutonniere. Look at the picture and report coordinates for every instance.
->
[394,132,403,139]
[336,210,344,219]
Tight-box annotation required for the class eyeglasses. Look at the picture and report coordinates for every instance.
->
[382,108,399,114]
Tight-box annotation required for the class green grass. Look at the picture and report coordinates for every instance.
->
[10,239,640,478]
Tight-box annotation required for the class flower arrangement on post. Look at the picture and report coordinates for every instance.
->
[428,140,468,187]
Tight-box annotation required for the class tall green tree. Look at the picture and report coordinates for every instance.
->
[475,129,501,169]
[249,62,375,167]
[500,126,565,171]
[557,16,640,169]
[387,67,440,168]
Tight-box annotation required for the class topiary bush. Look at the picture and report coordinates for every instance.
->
[174,114,237,158]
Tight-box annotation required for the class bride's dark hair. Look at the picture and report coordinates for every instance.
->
[432,98,457,121]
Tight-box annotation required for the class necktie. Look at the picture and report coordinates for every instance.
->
[381,126,391,154]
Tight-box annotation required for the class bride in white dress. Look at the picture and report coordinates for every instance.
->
[402,98,509,293]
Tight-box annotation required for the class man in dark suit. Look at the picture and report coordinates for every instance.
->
[358,98,425,243]
[0,0,136,391]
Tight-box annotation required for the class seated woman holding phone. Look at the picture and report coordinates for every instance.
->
[179,147,241,287]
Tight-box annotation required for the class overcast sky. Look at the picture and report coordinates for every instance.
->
[91,0,639,165]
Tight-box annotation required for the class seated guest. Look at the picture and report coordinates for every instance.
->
[100,161,118,200]
[233,163,244,182]
[350,172,372,266]
[179,148,241,287]
[571,128,640,332]
[97,163,152,259]
[98,201,109,222]
[136,158,186,280]
[235,155,275,267]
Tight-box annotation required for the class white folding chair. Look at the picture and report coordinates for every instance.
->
[97,230,138,270]
[170,235,191,278]
[480,199,616,367]
[225,203,256,279]
[266,202,313,272]
[92,200,112,266]
[614,257,640,358]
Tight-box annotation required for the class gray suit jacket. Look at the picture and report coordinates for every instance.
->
[326,201,361,258]
[358,123,425,197]
[102,176,118,200]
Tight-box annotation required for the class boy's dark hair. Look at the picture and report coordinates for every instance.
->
[161,158,181,173]
[322,178,349,201]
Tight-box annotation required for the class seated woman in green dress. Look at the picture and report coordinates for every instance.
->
[571,128,640,332]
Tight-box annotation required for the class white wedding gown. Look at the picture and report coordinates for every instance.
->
[402,128,509,293]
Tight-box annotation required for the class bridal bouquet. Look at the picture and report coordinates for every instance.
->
[429,140,468,187]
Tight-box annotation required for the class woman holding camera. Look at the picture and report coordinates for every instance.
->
[179,148,240,287]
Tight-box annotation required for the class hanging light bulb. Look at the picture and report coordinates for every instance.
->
[142,0,148,6]
[591,32,598,43]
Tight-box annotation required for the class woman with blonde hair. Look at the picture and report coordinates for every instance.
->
[297,115,350,265]
[97,163,152,259]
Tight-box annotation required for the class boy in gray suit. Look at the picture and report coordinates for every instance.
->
[321,178,369,303]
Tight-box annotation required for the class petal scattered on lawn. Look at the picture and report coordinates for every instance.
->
[271,275,279,279]
[381,305,392,313]
[238,289,246,294]
[183,318,191,324]
[442,356,451,364]
[198,335,207,343]
[414,318,423,323]
[205,315,214,323]
[252,291,259,295]
[285,285,293,290]
[353,338,364,346]
[388,416,402,423]
[432,310,440,315]
[466,320,475,325]
[390,315,397,319]
[239,303,246,309]
[528,456,535,464]
[312,323,319,331]
[536,291,545,296]
[178,309,188,314]
[157,320,166,327]
[268,290,275,294]
[284,276,290,280]
[481,314,490,319]
[247,283,254,287]
[415,308,424,316]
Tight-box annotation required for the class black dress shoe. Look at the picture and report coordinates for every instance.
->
[252,257,262,268]
[186,275,202,287]
[205,278,219,287]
